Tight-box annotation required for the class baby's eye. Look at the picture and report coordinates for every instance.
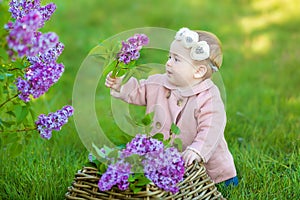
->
[174,56,181,62]
[168,55,180,62]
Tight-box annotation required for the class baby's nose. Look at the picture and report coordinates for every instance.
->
[166,59,172,67]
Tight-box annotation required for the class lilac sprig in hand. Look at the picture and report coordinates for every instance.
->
[110,33,149,78]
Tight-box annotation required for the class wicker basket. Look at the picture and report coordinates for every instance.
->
[65,162,224,200]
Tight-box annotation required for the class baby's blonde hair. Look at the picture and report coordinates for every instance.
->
[195,31,223,69]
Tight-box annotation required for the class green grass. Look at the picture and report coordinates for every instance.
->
[1,0,300,199]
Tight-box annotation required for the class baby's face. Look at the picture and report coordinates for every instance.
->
[165,40,199,89]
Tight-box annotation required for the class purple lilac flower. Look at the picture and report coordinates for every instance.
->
[16,42,65,102]
[15,77,31,102]
[142,147,185,194]
[121,134,164,158]
[96,147,117,163]
[88,153,94,162]
[9,0,41,20]
[98,160,131,191]
[36,3,56,23]
[9,0,56,26]
[6,10,42,57]
[35,105,74,139]
[33,31,59,55]
[117,34,149,64]
[27,42,64,65]
[6,0,58,58]
[6,10,58,58]
[15,61,64,102]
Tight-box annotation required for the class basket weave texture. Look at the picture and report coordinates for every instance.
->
[65,162,224,200]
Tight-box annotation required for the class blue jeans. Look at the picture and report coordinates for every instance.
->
[224,176,239,187]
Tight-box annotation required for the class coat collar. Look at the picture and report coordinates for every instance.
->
[162,74,214,97]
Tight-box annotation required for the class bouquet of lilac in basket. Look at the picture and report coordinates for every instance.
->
[89,115,185,194]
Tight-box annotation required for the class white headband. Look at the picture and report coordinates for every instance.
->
[175,27,210,61]
[175,27,218,72]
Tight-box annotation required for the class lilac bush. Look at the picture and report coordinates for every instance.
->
[7,0,63,102]
[6,0,65,102]
[0,1,74,157]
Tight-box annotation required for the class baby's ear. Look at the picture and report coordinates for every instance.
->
[193,64,207,79]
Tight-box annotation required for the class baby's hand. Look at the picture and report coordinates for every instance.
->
[105,72,122,92]
[181,148,202,167]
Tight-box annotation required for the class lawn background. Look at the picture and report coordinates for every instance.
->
[1,0,300,199]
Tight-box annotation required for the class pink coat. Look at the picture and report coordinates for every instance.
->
[111,74,237,183]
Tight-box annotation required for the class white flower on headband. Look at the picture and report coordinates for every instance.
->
[190,41,210,61]
[175,28,210,61]
[175,27,189,41]
[175,28,198,48]
[182,31,199,48]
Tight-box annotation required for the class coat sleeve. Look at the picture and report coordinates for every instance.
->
[110,77,147,106]
[189,86,226,163]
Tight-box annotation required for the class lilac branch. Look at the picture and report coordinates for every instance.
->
[0,127,36,133]
[0,93,19,109]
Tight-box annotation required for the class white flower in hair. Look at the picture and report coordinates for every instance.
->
[190,41,210,61]
[175,27,189,41]
[182,30,199,48]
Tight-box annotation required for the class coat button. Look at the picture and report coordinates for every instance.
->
[166,90,171,99]
[155,122,161,129]
[177,99,183,106]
